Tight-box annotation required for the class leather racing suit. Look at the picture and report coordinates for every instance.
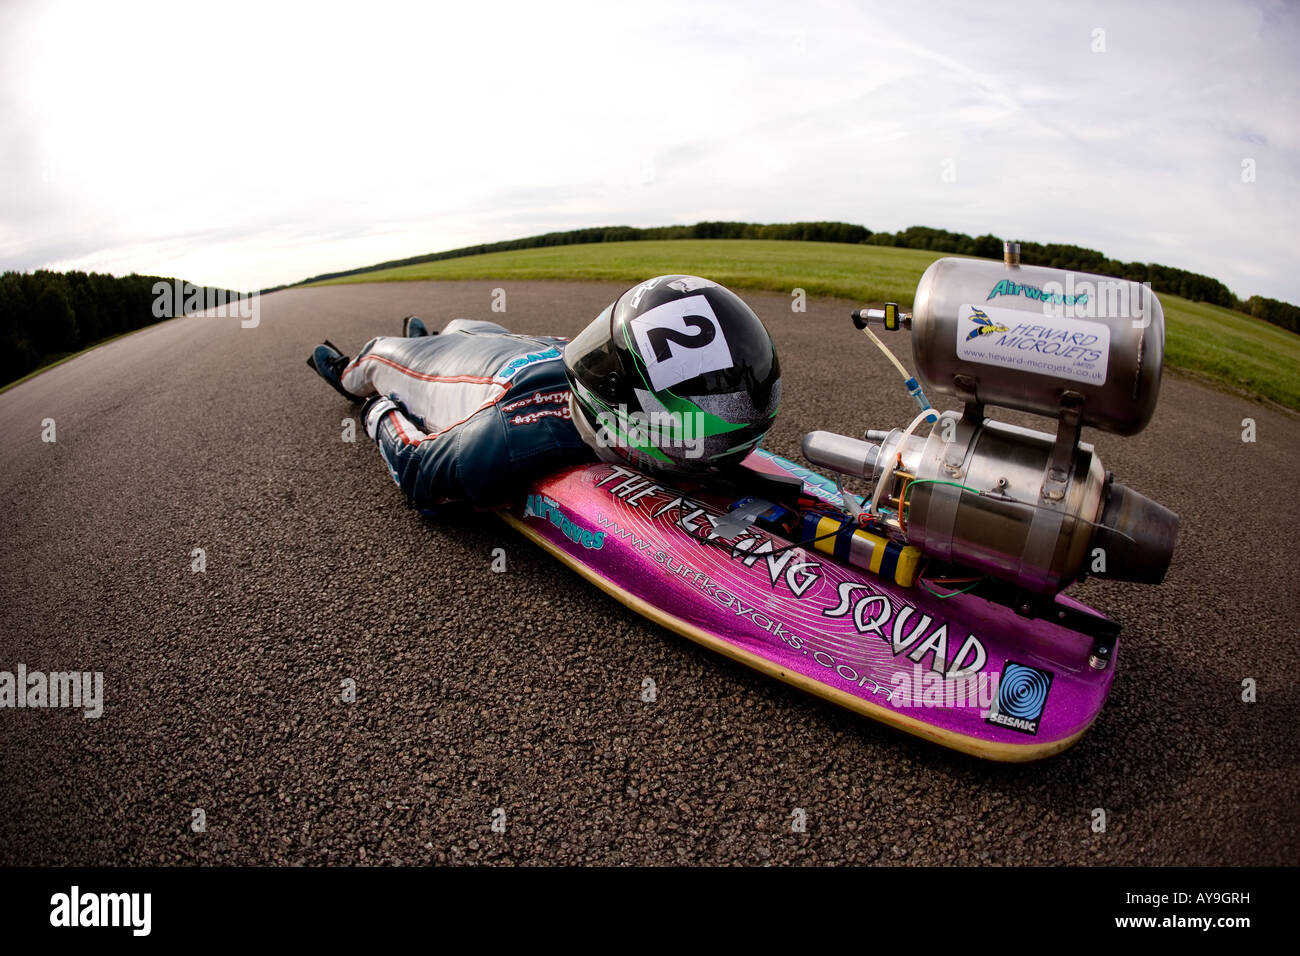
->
[340,319,595,510]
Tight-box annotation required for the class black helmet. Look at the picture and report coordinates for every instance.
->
[563,275,781,476]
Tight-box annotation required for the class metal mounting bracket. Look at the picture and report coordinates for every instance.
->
[1041,393,1084,502]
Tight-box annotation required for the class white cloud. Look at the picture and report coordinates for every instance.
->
[1,0,1296,301]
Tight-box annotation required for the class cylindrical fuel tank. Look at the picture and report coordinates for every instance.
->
[912,257,1164,435]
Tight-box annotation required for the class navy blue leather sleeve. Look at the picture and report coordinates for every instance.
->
[363,395,471,507]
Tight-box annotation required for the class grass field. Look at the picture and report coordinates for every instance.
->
[312,238,1300,411]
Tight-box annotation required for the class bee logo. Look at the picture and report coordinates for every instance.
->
[966,307,1011,341]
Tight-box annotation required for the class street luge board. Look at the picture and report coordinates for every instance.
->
[502,452,1116,761]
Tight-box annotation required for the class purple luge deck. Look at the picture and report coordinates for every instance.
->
[506,452,1117,760]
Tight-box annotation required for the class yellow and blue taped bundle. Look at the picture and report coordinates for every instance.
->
[802,512,921,587]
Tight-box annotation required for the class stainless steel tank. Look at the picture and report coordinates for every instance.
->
[911,257,1165,435]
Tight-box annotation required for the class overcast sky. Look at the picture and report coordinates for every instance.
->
[1,0,1296,301]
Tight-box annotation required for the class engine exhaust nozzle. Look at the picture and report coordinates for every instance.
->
[1089,481,1179,584]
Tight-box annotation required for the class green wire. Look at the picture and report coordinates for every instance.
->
[920,578,983,599]
[900,476,984,511]
[900,477,987,599]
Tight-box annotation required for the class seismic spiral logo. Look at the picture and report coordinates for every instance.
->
[985,661,1053,735]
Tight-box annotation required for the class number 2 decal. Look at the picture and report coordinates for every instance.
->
[644,315,716,362]
[629,295,734,392]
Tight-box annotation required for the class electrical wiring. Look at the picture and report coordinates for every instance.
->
[915,559,986,599]
[897,475,911,531]
[900,477,1138,545]
[867,407,939,516]
[920,578,984,599]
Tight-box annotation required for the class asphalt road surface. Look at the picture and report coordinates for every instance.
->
[1,280,1297,866]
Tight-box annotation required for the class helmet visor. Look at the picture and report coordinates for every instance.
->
[563,304,619,405]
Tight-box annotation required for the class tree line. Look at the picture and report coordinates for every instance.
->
[864,225,1243,308]
[282,220,875,286]
[863,225,1299,332]
[5,222,1296,387]
[0,270,237,386]
[283,220,1299,336]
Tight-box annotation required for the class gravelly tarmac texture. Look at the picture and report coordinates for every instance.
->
[1,280,1297,866]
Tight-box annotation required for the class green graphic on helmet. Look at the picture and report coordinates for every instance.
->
[563,275,781,476]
